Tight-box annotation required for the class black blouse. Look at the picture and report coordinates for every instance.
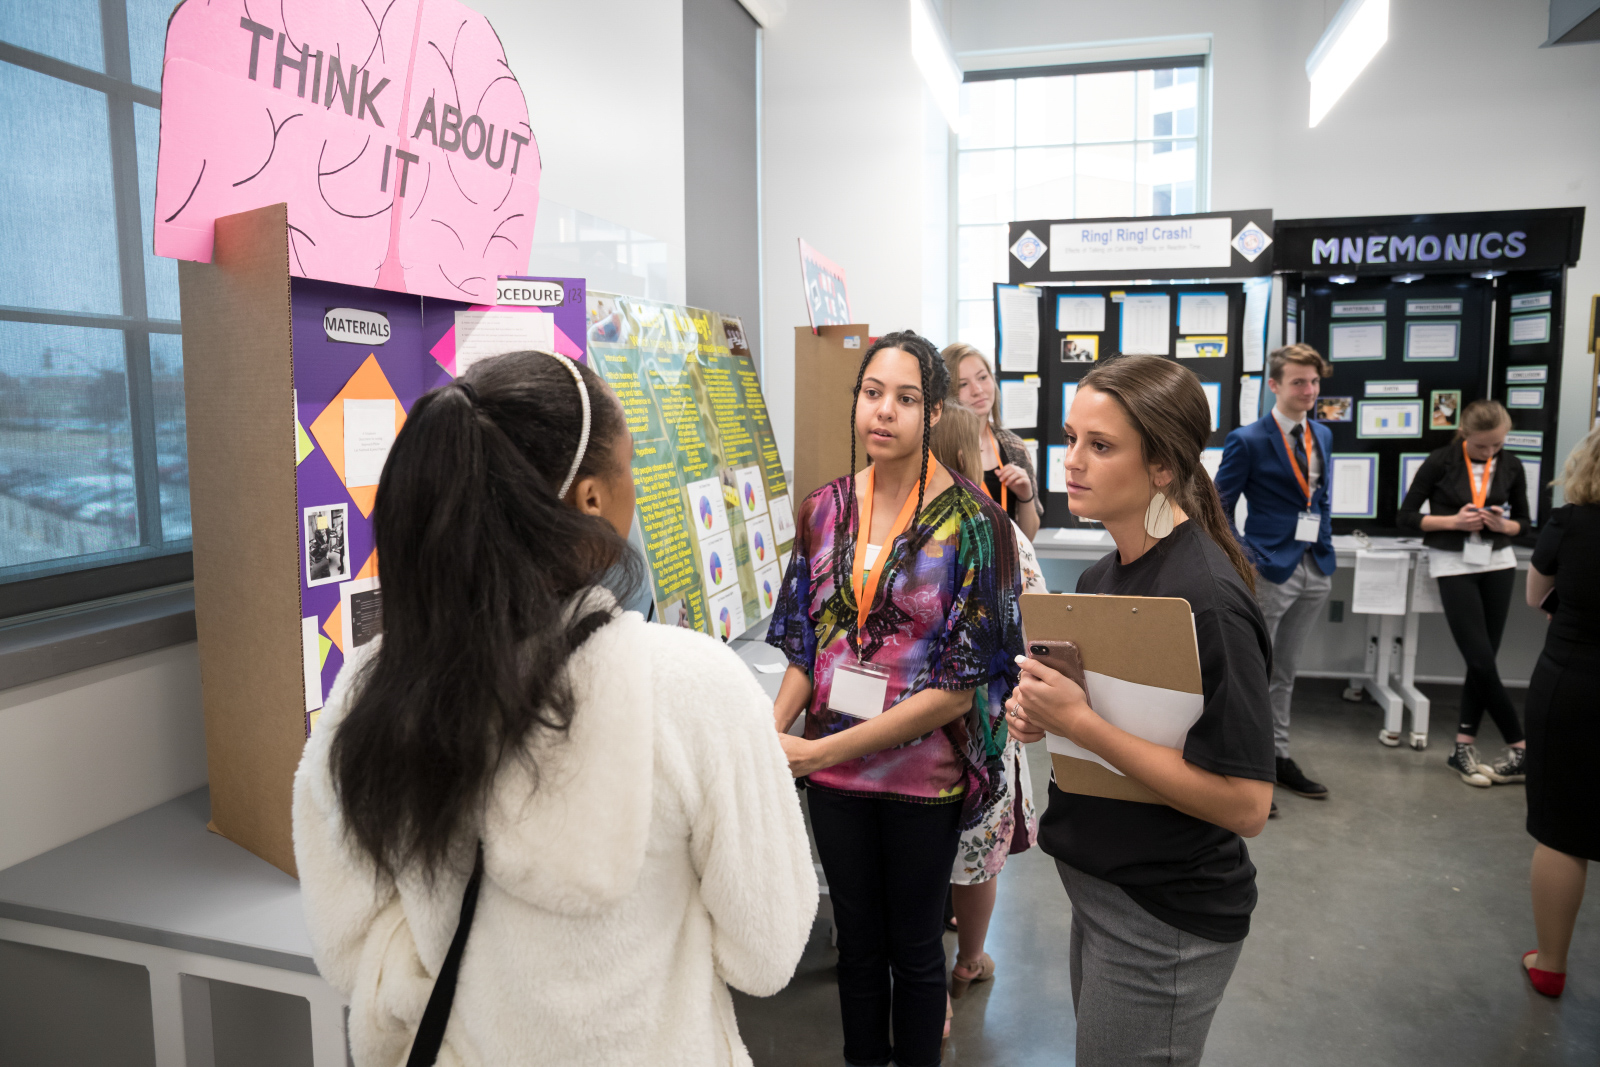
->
[1398,444,1530,551]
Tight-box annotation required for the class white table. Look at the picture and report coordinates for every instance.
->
[1031,528,1531,752]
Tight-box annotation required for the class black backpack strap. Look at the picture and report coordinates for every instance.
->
[405,841,485,1067]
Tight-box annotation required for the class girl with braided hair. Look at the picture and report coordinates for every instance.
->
[767,331,1025,1067]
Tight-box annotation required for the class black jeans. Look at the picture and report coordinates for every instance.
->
[808,788,963,1067]
[1437,567,1524,744]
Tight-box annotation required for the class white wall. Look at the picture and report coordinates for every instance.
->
[462,0,688,304]
[947,0,1600,466]
[0,643,207,870]
[759,0,950,462]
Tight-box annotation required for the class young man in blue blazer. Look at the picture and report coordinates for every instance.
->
[1216,344,1335,803]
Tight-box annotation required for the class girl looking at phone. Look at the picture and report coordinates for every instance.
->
[767,331,1024,1067]
[1005,355,1274,1067]
[292,351,816,1066]
[1399,399,1530,787]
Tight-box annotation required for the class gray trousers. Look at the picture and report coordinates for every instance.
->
[1254,552,1333,759]
[1057,861,1243,1067]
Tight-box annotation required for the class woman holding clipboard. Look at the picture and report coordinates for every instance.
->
[768,331,1024,1067]
[1007,355,1275,1067]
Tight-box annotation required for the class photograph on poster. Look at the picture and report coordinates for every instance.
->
[1358,400,1423,438]
[1330,321,1386,361]
[1056,294,1106,332]
[1176,336,1227,359]
[1316,397,1353,423]
[1061,336,1099,362]
[1510,313,1552,345]
[1405,320,1460,362]
[304,504,349,587]
[1507,387,1545,409]
[1430,390,1461,429]
[659,597,693,630]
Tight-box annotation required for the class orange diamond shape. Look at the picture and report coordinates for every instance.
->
[308,354,407,517]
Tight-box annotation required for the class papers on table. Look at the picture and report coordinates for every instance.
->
[1353,551,1410,615]
[1120,294,1171,355]
[1330,321,1385,361]
[343,399,397,488]
[998,285,1041,372]
[1001,376,1040,430]
[1330,454,1377,518]
[1053,527,1108,543]
[454,309,555,375]
[1238,375,1263,423]
[1056,294,1106,332]
[1177,292,1229,334]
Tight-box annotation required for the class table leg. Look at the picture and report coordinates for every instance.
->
[1397,607,1430,749]
[146,960,187,1067]
[1371,614,1405,746]
[308,989,350,1067]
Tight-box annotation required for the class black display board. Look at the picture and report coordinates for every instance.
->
[993,282,1246,529]
[1291,275,1496,532]
[1491,268,1566,527]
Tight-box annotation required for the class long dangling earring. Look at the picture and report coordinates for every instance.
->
[1144,492,1175,538]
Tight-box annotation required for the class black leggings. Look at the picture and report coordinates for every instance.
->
[1436,568,1523,744]
[807,788,963,1067]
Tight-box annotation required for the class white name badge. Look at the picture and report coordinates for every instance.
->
[829,661,891,720]
[1463,534,1492,567]
[1295,511,1320,542]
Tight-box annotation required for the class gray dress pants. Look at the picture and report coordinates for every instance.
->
[1254,552,1333,759]
[1057,861,1243,1067]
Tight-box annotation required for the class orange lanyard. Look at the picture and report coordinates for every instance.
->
[982,426,1008,511]
[1277,420,1313,509]
[852,458,942,634]
[1464,442,1494,508]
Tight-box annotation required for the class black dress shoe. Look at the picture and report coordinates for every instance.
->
[1269,801,1279,819]
[1276,756,1328,799]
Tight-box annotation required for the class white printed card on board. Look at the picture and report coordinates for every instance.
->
[754,560,783,618]
[685,475,731,538]
[769,493,797,544]
[698,530,739,595]
[744,514,777,569]
[734,465,768,519]
[707,585,747,641]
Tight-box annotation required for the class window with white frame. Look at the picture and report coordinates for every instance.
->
[954,59,1207,351]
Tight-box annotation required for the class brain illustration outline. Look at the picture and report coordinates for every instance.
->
[154,0,540,302]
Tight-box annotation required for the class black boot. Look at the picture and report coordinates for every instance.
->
[1276,756,1328,799]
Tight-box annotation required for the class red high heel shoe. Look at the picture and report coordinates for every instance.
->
[1523,950,1565,998]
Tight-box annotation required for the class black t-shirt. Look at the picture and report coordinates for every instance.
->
[1038,519,1276,943]
[983,468,1020,522]
[1532,504,1600,665]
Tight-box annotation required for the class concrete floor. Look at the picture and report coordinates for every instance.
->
[732,679,1600,1066]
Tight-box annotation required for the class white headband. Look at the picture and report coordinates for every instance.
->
[549,352,591,499]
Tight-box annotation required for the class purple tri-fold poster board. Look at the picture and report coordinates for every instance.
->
[292,275,586,733]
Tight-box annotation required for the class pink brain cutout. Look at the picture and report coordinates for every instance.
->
[154,0,540,302]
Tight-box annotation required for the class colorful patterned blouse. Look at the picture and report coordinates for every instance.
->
[767,472,1024,821]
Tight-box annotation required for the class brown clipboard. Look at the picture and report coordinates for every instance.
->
[1020,592,1202,806]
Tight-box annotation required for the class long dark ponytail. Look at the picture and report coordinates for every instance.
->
[331,350,640,881]
[847,330,950,527]
[1079,355,1257,593]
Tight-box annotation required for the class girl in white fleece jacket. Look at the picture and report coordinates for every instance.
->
[292,351,816,1067]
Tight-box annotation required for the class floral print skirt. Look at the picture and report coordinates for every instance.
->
[951,738,1037,885]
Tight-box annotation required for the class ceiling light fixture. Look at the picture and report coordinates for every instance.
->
[910,0,963,134]
[1392,273,1424,283]
[1307,0,1390,127]
[1472,270,1506,280]
[1330,274,1357,284]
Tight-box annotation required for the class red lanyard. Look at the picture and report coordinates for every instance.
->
[852,458,942,633]
[1464,442,1494,508]
[1277,420,1312,509]
[982,426,1008,511]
